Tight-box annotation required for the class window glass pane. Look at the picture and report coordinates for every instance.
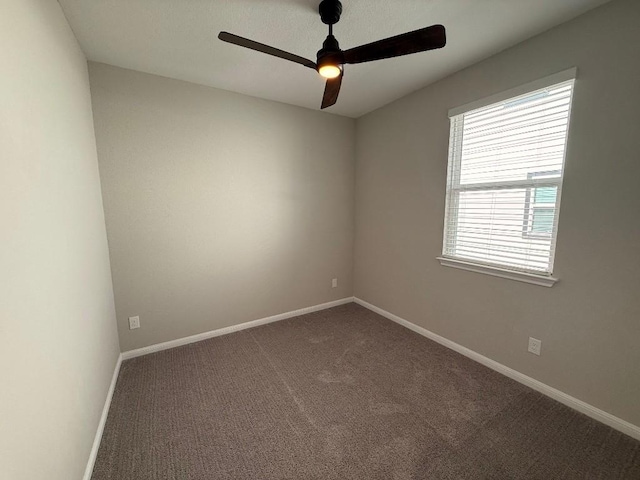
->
[534,186,557,204]
[531,207,555,234]
[458,84,572,186]
[447,189,553,272]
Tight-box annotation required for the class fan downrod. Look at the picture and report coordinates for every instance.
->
[319,0,342,25]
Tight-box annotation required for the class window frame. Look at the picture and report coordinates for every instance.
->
[437,68,577,287]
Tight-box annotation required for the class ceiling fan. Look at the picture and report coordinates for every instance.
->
[218,0,446,110]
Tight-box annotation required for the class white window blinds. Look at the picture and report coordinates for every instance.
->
[443,74,575,276]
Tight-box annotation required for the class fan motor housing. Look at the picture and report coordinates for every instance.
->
[317,34,344,68]
[319,0,342,25]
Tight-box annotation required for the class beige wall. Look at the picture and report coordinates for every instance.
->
[354,0,640,427]
[89,63,356,352]
[0,1,120,479]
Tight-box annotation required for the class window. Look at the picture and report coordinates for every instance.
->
[439,69,576,286]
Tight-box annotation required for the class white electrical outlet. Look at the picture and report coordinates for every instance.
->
[129,316,140,330]
[528,337,541,356]
[332,278,338,288]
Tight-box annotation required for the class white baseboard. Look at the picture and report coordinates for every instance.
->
[122,297,355,360]
[354,297,640,441]
[83,353,123,480]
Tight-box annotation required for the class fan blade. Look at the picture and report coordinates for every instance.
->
[321,72,343,109]
[218,32,317,70]
[342,25,446,64]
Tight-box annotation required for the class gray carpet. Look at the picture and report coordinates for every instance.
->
[92,303,640,479]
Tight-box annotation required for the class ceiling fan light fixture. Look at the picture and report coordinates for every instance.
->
[218,0,446,109]
[319,64,341,79]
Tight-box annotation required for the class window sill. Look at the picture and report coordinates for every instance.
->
[436,257,558,287]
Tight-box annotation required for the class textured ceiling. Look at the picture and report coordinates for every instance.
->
[59,0,611,118]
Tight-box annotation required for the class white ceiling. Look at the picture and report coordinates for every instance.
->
[58,0,611,118]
